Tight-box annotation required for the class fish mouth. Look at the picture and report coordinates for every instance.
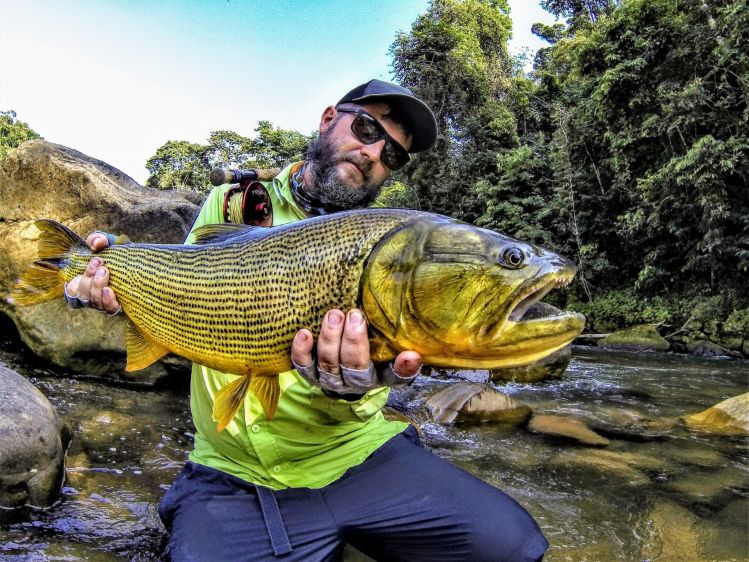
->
[508,269,576,322]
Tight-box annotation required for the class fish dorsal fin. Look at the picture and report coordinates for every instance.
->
[124,321,170,371]
[192,223,262,244]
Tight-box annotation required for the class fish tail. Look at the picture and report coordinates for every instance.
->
[11,220,87,306]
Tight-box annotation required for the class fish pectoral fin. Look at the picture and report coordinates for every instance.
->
[124,321,170,371]
[250,376,281,421]
[213,375,253,431]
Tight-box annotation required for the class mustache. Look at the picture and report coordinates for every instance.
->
[339,154,373,180]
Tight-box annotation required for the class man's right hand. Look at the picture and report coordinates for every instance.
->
[64,232,121,314]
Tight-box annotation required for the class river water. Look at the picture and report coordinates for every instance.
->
[0,322,747,561]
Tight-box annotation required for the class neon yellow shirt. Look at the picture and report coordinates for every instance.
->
[186,162,407,489]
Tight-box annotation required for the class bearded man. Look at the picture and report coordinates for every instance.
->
[66,80,548,562]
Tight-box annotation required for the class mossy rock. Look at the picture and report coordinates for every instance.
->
[598,324,669,352]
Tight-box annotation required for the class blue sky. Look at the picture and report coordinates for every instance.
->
[1,1,556,184]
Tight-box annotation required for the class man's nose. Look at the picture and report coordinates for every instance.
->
[358,139,386,162]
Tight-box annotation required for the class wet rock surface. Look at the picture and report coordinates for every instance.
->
[0,365,71,508]
[425,382,532,424]
[681,391,749,436]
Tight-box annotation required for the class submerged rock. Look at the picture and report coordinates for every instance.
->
[527,414,610,446]
[425,383,532,424]
[0,140,200,384]
[0,365,71,508]
[681,392,749,436]
[598,324,669,352]
[639,501,702,561]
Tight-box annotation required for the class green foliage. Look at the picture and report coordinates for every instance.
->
[0,110,41,162]
[390,0,519,221]
[372,181,421,209]
[146,123,312,193]
[567,289,673,332]
[145,140,210,191]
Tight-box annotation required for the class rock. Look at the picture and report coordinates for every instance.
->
[550,449,654,485]
[598,324,669,352]
[686,339,740,358]
[639,501,702,561]
[490,303,574,383]
[527,414,610,446]
[0,364,71,508]
[0,140,200,384]
[681,392,749,436]
[425,383,532,424]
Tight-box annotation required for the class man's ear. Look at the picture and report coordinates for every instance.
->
[319,105,337,133]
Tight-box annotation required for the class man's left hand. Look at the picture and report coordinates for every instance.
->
[291,308,421,396]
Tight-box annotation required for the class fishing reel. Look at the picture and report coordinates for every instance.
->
[211,168,279,227]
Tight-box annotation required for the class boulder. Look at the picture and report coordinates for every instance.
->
[598,324,669,352]
[0,364,71,508]
[0,140,200,384]
[490,303,574,383]
[527,414,610,446]
[425,383,532,424]
[686,339,741,358]
[681,392,749,436]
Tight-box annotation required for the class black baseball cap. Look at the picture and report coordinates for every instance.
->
[338,79,438,153]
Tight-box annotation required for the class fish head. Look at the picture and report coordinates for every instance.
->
[362,217,585,369]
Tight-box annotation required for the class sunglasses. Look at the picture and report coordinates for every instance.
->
[335,107,410,171]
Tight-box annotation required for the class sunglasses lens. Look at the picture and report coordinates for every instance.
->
[349,111,410,171]
[351,113,382,144]
[381,142,409,171]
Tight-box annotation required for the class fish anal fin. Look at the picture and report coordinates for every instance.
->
[249,375,281,420]
[124,321,169,371]
[213,375,253,431]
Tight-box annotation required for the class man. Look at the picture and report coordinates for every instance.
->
[66,80,548,562]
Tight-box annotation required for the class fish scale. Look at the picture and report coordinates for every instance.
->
[61,210,419,375]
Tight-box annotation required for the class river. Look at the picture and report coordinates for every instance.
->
[1,320,747,561]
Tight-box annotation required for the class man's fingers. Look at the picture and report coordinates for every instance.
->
[290,329,315,368]
[86,233,110,252]
[392,351,422,379]
[100,287,121,315]
[339,309,370,370]
[89,266,110,310]
[316,309,345,375]
[75,258,101,302]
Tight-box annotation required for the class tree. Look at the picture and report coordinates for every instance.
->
[0,110,41,162]
[390,0,521,221]
[145,140,210,191]
[146,123,312,193]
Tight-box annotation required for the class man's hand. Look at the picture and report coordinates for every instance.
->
[64,232,121,314]
[291,308,421,396]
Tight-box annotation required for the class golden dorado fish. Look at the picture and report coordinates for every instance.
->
[12,209,585,430]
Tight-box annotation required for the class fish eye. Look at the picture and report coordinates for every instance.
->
[501,247,525,269]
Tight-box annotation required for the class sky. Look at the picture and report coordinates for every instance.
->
[1,1,557,185]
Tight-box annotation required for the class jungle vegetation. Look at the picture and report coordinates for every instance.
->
[3,0,747,333]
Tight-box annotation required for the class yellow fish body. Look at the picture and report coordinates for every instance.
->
[12,209,585,430]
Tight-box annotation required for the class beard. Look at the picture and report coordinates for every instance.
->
[304,125,383,210]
